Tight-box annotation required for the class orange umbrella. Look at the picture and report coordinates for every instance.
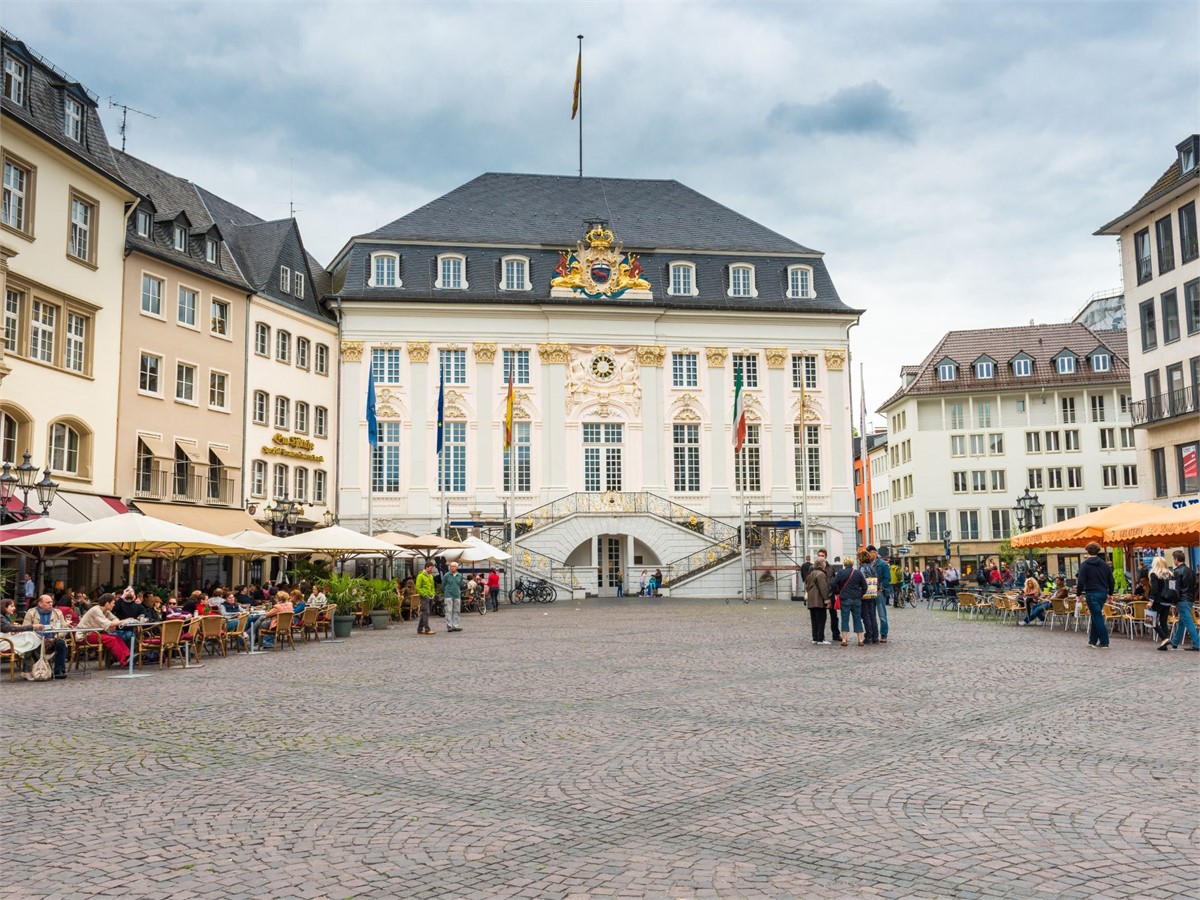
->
[1104,504,1200,546]
[1010,501,1165,548]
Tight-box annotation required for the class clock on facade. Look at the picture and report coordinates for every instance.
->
[590,352,616,382]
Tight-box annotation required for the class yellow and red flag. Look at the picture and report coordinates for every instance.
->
[571,48,581,120]
[504,375,515,450]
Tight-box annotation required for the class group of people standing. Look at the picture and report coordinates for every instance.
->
[802,546,894,647]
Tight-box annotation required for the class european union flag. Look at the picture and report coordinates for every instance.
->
[435,370,445,455]
[366,368,378,448]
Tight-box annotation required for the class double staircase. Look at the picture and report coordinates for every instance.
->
[477,492,744,593]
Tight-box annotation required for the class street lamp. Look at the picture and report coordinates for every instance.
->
[265,492,302,538]
[1012,488,1044,578]
[0,452,59,521]
[321,509,335,528]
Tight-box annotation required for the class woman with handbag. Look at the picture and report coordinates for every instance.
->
[1148,555,1172,643]
[835,554,869,647]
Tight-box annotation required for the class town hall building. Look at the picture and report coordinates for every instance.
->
[325,174,861,596]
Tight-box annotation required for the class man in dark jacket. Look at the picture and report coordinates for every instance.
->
[1160,549,1198,651]
[1076,542,1115,649]
[113,587,144,621]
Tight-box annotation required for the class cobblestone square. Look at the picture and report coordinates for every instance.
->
[3,600,1196,898]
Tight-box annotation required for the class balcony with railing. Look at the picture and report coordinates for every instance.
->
[1130,385,1198,427]
[134,467,238,506]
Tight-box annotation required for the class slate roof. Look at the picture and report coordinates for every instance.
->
[358,173,816,254]
[112,150,248,290]
[333,173,857,316]
[197,187,332,321]
[1095,135,1200,234]
[1,31,131,192]
[879,322,1131,411]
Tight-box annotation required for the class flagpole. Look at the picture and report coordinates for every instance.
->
[859,362,867,546]
[800,364,809,595]
[740,444,748,604]
[507,375,517,598]
[577,34,584,178]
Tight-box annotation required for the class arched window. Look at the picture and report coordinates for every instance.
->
[728,264,757,298]
[48,418,90,478]
[786,265,814,299]
[1,404,32,465]
[499,255,531,291]
[435,253,468,290]
[273,463,288,498]
[369,252,400,288]
[669,262,699,297]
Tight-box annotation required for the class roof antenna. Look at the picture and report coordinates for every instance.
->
[289,160,301,219]
[107,97,156,153]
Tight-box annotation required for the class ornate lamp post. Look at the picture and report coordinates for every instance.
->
[1012,488,1045,578]
[0,451,59,522]
[265,492,302,538]
[321,509,335,528]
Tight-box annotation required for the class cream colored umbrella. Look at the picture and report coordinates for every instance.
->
[4,512,251,585]
[268,524,408,560]
[441,536,511,563]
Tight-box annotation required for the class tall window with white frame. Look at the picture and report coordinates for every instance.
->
[671,352,698,388]
[670,263,694,296]
[273,463,288,498]
[503,258,527,291]
[371,347,401,384]
[372,422,401,493]
[793,424,821,491]
[439,422,467,492]
[178,287,197,327]
[65,313,86,373]
[672,423,701,492]
[68,194,92,262]
[502,349,530,385]
[439,348,466,385]
[254,322,269,356]
[730,265,753,298]
[49,422,80,476]
[141,275,163,316]
[788,266,811,299]
[583,423,622,492]
[372,253,398,287]
[734,424,761,492]
[439,255,464,289]
[791,354,817,390]
[3,157,29,232]
[732,353,758,388]
[503,422,531,492]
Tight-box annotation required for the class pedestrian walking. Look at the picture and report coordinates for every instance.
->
[415,561,437,635]
[869,545,890,643]
[614,567,624,597]
[1076,542,1114,649]
[487,568,501,612]
[639,570,648,596]
[861,552,880,644]
[804,558,832,644]
[1147,555,1172,642]
[1158,549,1197,651]
[442,561,464,632]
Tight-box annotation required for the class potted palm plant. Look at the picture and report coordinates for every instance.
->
[365,579,395,629]
[325,572,361,638]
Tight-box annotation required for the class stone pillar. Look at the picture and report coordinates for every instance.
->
[407,341,431,516]
[637,345,666,493]
[539,343,570,497]
[765,348,788,502]
[705,347,730,514]
[825,347,852,520]
[474,343,497,495]
[338,340,364,516]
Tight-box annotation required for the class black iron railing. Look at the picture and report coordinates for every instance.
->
[1130,385,1197,426]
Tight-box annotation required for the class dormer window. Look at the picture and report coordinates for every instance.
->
[294,272,305,298]
[173,225,187,252]
[669,262,698,297]
[1013,358,1032,377]
[728,264,757,298]
[1179,135,1199,174]
[280,266,291,292]
[937,362,957,382]
[436,253,467,290]
[63,97,83,142]
[1056,355,1077,375]
[975,359,994,379]
[135,209,151,237]
[500,255,530,291]
[205,238,218,264]
[370,252,399,288]
[1092,352,1111,373]
[3,54,27,105]
[787,265,813,299]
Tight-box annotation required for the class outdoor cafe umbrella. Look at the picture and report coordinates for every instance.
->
[393,533,467,553]
[1104,504,1200,547]
[0,517,79,590]
[3,512,250,587]
[1009,501,1165,549]
[267,524,410,565]
[441,535,511,563]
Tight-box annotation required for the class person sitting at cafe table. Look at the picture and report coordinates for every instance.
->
[114,587,144,621]
[78,593,134,668]
[220,591,242,615]
[258,591,294,648]
[290,589,306,619]
[142,595,164,623]
[4,597,68,678]
[22,594,71,677]
[1017,577,1053,626]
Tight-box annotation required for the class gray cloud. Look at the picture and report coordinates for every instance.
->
[768,81,915,142]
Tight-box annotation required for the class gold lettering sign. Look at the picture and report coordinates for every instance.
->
[261,433,324,462]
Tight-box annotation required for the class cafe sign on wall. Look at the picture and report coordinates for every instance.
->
[262,433,325,462]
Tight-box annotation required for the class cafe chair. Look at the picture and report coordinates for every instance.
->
[1046,597,1073,631]
[139,620,186,669]
[71,632,104,671]
[266,612,295,651]
[317,605,335,640]
[1119,600,1149,639]
[226,614,251,654]
[1,635,22,682]
[197,615,227,658]
[296,606,320,643]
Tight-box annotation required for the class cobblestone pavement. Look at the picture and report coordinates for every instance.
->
[3,599,1197,899]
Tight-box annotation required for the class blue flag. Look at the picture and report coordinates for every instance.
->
[435,369,445,455]
[366,368,378,448]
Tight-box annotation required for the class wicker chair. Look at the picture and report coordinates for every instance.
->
[1,635,21,682]
[139,619,186,669]
[296,606,320,643]
[316,605,335,639]
[71,631,104,671]
[197,614,228,658]
[263,612,295,651]
[225,614,251,654]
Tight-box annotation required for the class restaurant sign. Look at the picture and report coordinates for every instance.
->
[262,433,325,463]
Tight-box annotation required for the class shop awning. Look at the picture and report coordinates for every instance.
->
[176,442,206,465]
[134,502,269,536]
[137,434,171,459]
[208,446,240,468]
[52,492,129,525]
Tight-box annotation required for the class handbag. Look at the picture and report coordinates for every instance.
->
[25,643,53,681]
[1162,578,1179,603]
[834,596,841,611]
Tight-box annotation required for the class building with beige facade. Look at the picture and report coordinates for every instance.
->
[2,31,135,517]
[879,322,1141,577]
[1095,134,1199,507]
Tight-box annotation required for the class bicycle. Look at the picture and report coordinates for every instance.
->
[508,577,557,604]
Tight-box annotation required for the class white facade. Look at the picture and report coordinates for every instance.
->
[335,305,857,595]
[244,297,338,526]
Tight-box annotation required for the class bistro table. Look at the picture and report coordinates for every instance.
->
[39,625,104,679]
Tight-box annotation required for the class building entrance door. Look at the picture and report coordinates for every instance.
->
[597,535,624,597]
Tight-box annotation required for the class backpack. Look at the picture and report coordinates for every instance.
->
[863,573,879,600]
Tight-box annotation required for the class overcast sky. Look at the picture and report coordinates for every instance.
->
[6,0,1197,423]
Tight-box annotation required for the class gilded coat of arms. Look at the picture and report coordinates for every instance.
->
[551,224,651,299]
